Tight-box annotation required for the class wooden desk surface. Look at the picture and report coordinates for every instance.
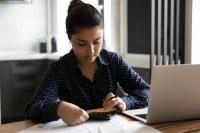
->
[0,119,200,133]
[1,108,200,133]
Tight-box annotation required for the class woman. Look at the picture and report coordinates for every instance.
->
[25,0,150,126]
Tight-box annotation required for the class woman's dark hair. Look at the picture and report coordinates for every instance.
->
[66,0,103,40]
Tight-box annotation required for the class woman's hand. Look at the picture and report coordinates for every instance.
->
[57,101,89,126]
[103,92,126,112]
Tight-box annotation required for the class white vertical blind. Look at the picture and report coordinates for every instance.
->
[151,0,183,66]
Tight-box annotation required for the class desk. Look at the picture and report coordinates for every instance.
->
[1,107,200,133]
[1,118,200,133]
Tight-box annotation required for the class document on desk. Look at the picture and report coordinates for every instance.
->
[18,115,161,133]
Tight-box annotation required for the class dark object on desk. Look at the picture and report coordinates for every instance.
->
[88,112,112,120]
[51,37,57,53]
[40,41,47,53]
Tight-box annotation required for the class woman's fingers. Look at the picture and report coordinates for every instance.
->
[57,101,89,126]
[104,97,119,108]
[77,116,88,125]
[69,113,88,126]
[103,92,126,111]
[103,92,115,105]
[82,109,89,120]
[103,96,126,111]
[77,109,89,123]
[117,101,126,111]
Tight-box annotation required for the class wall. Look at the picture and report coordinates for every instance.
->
[185,0,192,64]
[185,0,200,64]
[102,0,121,53]
[0,0,121,55]
[0,0,47,53]
[110,0,120,52]
[119,0,150,68]
[191,0,200,64]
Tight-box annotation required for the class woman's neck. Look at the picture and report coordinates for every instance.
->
[78,61,97,81]
[78,60,97,69]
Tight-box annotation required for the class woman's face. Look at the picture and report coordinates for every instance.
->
[70,26,103,64]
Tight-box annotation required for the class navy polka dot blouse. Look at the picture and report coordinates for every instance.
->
[25,49,150,122]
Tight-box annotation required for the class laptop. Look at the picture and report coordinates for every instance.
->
[122,64,200,123]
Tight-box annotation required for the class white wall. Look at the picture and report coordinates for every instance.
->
[0,0,108,55]
[185,0,200,64]
[0,0,121,55]
[107,0,120,52]
[191,0,200,64]
[51,0,70,55]
[0,0,47,53]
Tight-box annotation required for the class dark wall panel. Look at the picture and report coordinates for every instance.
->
[128,0,151,54]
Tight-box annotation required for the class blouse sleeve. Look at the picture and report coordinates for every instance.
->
[25,63,61,123]
[115,54,150,110]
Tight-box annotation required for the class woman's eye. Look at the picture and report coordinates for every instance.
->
[94,42,100,45]
[78,43,86,46]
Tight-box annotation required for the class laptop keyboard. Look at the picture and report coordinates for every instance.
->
[135,114,147,119]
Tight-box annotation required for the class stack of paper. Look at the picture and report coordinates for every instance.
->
[18,115,161,133]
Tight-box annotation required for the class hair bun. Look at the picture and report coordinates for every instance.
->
[68,0,84,14]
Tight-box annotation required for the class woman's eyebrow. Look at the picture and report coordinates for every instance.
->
[77,37,101,42]
[94,37,101,41]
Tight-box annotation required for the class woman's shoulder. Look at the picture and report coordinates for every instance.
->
[100,49,122,63]
[100,49,120,58]
[54,50,76,65]
[47,52,72,72]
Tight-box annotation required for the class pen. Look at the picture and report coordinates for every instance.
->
[109,95,122,113]
[109,95,117,100]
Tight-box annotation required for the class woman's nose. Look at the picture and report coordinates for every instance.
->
[88,44,94,54]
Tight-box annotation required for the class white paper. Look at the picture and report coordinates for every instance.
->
[18,115,162,133]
